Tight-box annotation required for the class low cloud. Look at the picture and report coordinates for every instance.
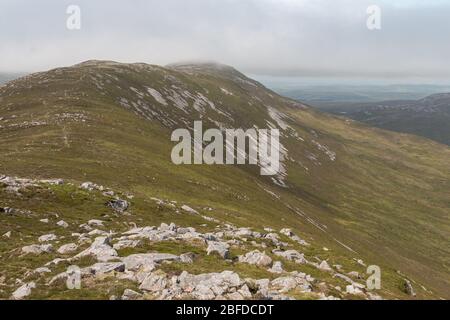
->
[1,0,449,81]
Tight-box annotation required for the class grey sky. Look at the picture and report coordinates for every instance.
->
[1,0,450,81]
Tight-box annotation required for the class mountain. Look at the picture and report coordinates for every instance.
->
[318,93,450,146]
[0,61,449,300]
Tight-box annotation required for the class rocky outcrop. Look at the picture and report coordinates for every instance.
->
[107,199,129,213]
[404,279,416,297]
[273,249,307,264]
[122,253,179,271]
[22,244,54,255]
[238,250,272,267]
[57,243,78,254]
[38,234,57,242]
[12,282,36,300]
[206,241,230,259]
[73,236,118,262]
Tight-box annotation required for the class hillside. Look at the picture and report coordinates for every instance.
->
[316,93,450,146]
[0,61,449,300]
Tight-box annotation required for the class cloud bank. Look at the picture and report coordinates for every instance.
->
[1,0,449,80]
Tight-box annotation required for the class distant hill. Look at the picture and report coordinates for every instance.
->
[321,93,450,146]
[0,73,22,84]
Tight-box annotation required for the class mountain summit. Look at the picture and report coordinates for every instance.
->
[0,61,449,299]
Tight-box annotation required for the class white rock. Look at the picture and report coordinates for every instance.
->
[2,231,11,238]
[57,243,78,254]
[179,252,195,264]
[34,267,51,274]
[12,282,36,300]
[121,289,142,300]
[73,236,117,262]
[268,261,284,274]
[107,199,129,212]
[40,179,64,185]
[227,292,244,300]
[38,234,57,242]
[206,241,230,259]
[80,182,98,191]
[85,262,125,275]
[272,249,307,264]
[318,260,333,272]
[181,205,199,214]
[88,219,104,227]
[57,220,69,228]
[139,271,168,292]
[22,244,53,255]
[238,250,272,267]
[122,253,179,271]
[280,228,294,237]
[113,239,141,250]
[238,284,252,299]
[346,284,364,295]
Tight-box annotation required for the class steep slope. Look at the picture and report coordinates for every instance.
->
[318,93,450,146]
[0,61,449,299]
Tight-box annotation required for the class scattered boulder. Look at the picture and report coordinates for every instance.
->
[12,282,36,300]
[177,270,242,299]
[22,244,53,255]
[121,289,143,300]
[280,228,294,237]
[2,231,11,238]
[404,279,416,297]
[318,260,333,272]
[57,220,69,228]
[34,267,51,274]
[270,273,311,293]
[279,228,309,245]
[57,243,78,254]
[107,199,129,212]
[206,241,230,259]
[139,271,169,292]
[268,261,284,274]
[181,205,199,214]
[73,236,118,262]
[347,271,361,279]
[38,234,57,242]
[88,219,104,227]
[41,179,64,185]
[122,253,179,271]
[272,249,307,264]
[80,182,100,191]
[180,252,196,264]
[346,284,364,295]
[334,273,354,284]
[113,239,141,250]
[0,207,14,215]
[85,262,126,275]
[238,250,272,267]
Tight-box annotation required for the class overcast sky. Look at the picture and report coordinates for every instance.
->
[1,0,450,82]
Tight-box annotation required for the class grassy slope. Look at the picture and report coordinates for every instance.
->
[0,61,449,299]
